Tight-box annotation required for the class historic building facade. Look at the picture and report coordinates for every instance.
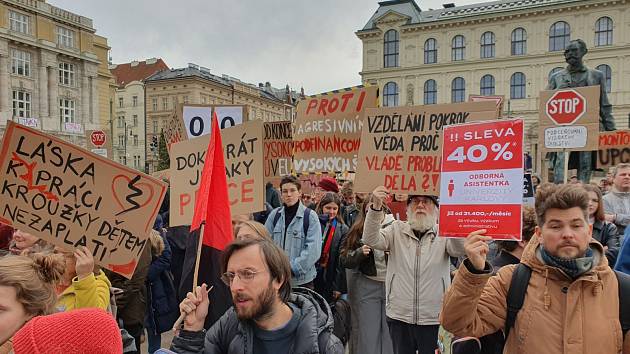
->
[0,0,114,146]
[357,0,630,169]
[144,64,300,173]
[110,58,168,171]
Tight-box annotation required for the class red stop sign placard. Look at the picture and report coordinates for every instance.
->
[545,89,586,125]
[90,130,106,147]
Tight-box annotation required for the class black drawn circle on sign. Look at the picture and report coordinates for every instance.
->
[190,116,204,137]
[221,116,235,129]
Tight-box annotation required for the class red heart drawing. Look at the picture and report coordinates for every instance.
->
[111,174,155,214]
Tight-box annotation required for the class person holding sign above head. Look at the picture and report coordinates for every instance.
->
[170,238,343,354]
[440,184,630,354]
[265,176,322,288]
[363,186,465,354]
[53,246,111,312]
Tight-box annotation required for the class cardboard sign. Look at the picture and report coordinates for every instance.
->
[264,121,294,187]
[469,95,504,117]
[163,111,187,151]
[539,86,600,151]
[170,120,265,226]
[439,119,524,240]
[293,86,378,173]
[0,122,167,278]
[597,130,630,168]
[388,201,408,221]
[354,101,499,195]
[523,173,535,207]
[182,104,246,139]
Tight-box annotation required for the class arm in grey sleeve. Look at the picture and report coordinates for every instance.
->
[361,208,392,251]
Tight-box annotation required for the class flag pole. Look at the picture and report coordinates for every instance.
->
[172,223,205,331]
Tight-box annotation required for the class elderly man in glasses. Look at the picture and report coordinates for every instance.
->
[171,238,343,354]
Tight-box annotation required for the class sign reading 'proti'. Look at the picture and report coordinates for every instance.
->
[545,90,586,125]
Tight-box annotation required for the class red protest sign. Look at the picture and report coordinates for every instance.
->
[545,90,586,125]
[438,119,524,240]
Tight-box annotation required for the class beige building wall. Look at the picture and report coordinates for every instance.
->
[357,0,630,169]
[112,81,145,171]
[0,0,113,148]
[145,69,295,173]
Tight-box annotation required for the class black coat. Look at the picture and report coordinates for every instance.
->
[592,220,620,266]
[145,231,179,334]
[314,216,349,303]
[170,287,344,354]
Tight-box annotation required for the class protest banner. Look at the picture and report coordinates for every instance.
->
[539,86,599,151]
[469,95,504,117]
[163,111,187,151]
[597,130,630,168]
[293,85,378,173]
[263,121,293,187]
[438,119,524,240]
[182,104,247,139]
[170,120,265,226]
[388,201,408,221]
[354,101,498,195]
[0,121,167,278]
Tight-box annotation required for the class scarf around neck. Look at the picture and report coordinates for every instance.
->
[540,246,594,279]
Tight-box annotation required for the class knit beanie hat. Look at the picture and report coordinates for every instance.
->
[318,177,339,193]
[13,308,123,354]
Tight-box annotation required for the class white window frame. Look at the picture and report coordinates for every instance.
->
[12,90,31,118]
[11,49,31,77]
[133,114,138,126]
[59,99,76,123]
[9,11,30,34]
[132,96,138,107]
[152,98,158,111]
[162,97,168,110]
[56,26,75,48]
[152,120,158,134]
[58,62,75,86]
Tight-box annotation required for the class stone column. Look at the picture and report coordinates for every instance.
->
[39,66,49,120]
[48,64,59,130]
[81,75,90,123]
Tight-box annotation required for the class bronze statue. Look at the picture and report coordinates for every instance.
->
[547,39,616,183]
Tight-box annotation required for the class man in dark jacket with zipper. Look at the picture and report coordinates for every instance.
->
[171,238,343,354]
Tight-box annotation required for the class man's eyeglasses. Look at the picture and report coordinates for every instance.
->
[221,269,266,286]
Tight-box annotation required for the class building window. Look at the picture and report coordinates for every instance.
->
[383,29,399,68]
[452,35,465,61]
[549,21,570,51]
[56,26,75,48]
[118,97,124,108]
[480,32,495,58]
[59,99,75,123]
[58,62,75,86]
[511,28,527,55]
[133,135,139,147]
[424,38,437,64]
[119,156,126,165]
[183,95,189,104]
[451,77,465,103]
[9,11,30,34]
[510,72,526,99]
[549,67,563,80]
[162,97,168,110]
[134,155,141,169]
[152,98,158,111]
[12,91,31,118]
[480,74,495,95]
[118,134,125,147]
[424,79,437,105]
[595,17,613,47]
[152,120,158,134]
[596,64,612,93]
[383,82,399,107]
[133,114,138,126]
[132,96,138,107]
[117,116,124,128]
[10,49,30,76]
[202,96,207,104]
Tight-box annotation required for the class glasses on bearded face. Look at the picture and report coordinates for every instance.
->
[409,197,433,206]
[221,268,267,286]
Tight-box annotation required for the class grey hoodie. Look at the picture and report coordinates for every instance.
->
[170,287,343,354]
[603,187,630,236]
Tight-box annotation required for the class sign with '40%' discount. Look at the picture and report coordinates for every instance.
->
[439,119,524,240]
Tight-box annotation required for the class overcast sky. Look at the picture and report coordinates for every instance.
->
[50,0,480,94]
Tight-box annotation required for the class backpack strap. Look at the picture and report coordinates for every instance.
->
[303,208,311,237]
[504,263,532,341]
[614,270,630,336]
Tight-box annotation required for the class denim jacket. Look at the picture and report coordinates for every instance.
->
[265,202,322,285]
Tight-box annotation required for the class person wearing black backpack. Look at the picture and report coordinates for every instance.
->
[441,184,630,353]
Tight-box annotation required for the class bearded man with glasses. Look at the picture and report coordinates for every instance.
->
[171,238,343,354]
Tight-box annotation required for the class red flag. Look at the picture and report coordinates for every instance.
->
[190,112,233,250]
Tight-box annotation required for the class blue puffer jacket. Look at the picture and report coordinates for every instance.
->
[145,231,179,334]
[265,202,323,286]
[614,227,630,275]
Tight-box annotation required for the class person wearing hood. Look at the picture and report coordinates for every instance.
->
[171,237,343,354]
[314,192,349,303]
[363,186,465,354]
[441,183,630,353]
[604,163,630,238]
